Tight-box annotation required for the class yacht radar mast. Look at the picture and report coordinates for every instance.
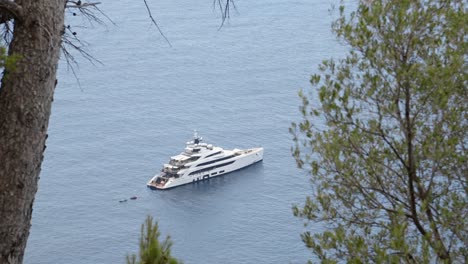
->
[192,130,202,145]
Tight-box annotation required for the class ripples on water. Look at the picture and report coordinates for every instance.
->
[25,0,346,263]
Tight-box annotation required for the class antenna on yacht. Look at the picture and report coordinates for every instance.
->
[193,129,202,145]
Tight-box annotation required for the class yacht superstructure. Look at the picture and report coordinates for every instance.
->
[147,132,263,189]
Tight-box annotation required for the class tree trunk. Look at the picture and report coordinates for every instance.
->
[0,1,65,263]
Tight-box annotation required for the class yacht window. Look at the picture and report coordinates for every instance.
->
[189,156,200,161]
[189,161,235,175]
[206,151,222,158]
[196,155,235,167]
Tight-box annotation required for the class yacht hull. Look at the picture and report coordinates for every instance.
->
[147,147,263,190]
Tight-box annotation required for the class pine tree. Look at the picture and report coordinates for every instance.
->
[292,0,467,262]
[127,216,181,264]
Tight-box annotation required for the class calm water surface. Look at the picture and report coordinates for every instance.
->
[25,1,347,263]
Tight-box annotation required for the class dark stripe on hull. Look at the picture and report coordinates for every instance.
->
[147,159,263,190]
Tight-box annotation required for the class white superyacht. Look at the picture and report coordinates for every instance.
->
[147,132,263,189]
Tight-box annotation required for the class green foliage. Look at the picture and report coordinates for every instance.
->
[0,46,8,67]
[292,0,467,263]
[0,46,20,77]
[127,216,181,264]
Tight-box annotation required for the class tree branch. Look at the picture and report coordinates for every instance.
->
[142,0,171,47]
[213,0,236,29]
[65,1,101,9]
[0,0,23,21]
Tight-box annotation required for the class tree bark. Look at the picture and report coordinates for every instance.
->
[0,1,65,263]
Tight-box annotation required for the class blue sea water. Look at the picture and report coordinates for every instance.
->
[24,1,347,263]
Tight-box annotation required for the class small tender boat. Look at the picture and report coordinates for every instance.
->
[147,131,263,190]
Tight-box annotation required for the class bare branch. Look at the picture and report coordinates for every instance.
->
[61,44,82,90]
[213,0,237,29]
[0,19,13,44]
[65,1,101,9]
[65,1,114,26]
[61,1,107,86]
[62,28,102,66]
[142,0,172,47]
